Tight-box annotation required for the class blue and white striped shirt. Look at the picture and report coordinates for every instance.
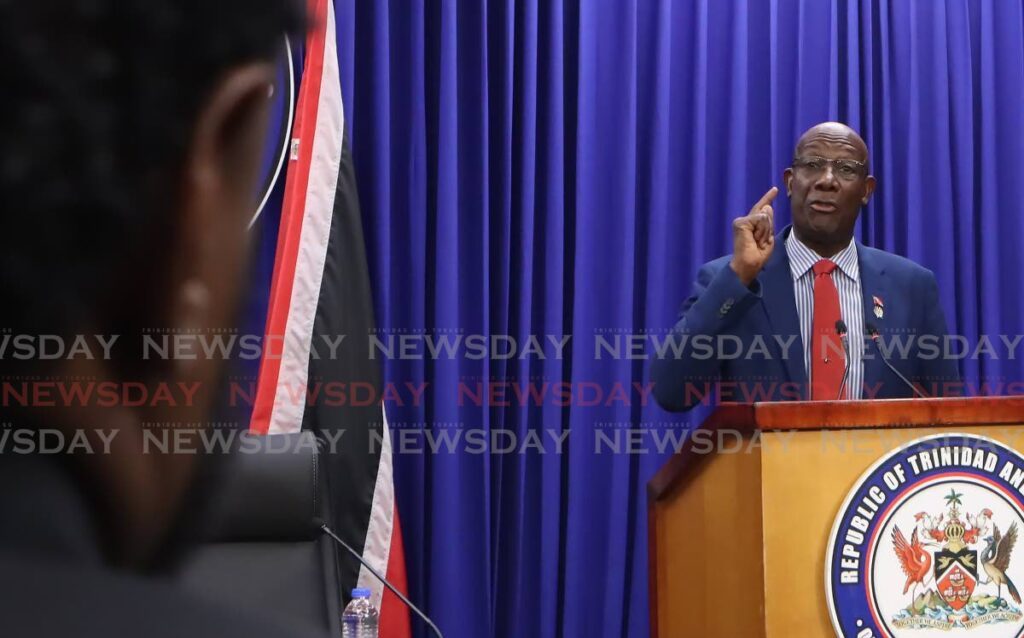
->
[785,231,864,399]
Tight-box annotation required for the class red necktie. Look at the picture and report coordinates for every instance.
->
[811,259,845,400]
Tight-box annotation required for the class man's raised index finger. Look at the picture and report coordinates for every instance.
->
[752,186,779,212]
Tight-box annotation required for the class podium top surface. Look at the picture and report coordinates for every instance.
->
[700,395,1024,430]
[648,396,1024,501]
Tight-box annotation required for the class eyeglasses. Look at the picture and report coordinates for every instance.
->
[791,156,866,181]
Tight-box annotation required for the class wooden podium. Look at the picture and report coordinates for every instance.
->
[647,396,1024,637]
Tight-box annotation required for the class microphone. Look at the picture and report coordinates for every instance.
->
[835,320,851,400]
[865,323,928,398]
[319,522,445,638]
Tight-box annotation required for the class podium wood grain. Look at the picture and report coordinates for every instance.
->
[652,441,765,636]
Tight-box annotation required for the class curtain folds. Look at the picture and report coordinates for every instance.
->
[285,1,1024,636]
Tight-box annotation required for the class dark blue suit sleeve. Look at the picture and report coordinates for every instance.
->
[915,270,960,394]
[651,261,762,412]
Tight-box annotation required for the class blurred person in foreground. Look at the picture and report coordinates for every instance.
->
[0,2,323,636]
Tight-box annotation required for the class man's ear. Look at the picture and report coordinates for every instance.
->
[86,64,278,572]
[185,62,276,227]
[783,167,794,196]
[169,62,276,392]
[862,174,877,205]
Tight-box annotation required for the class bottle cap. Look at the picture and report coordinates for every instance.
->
[351,588,371,599]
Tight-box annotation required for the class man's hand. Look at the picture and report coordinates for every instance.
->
[730,186,778,286]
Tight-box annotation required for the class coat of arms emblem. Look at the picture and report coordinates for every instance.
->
[827,434,1024,637]
[887,489,1022,630]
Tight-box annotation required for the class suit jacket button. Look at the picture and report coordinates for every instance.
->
[719,298,735,317]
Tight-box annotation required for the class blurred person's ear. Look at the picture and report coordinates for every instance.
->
[80,64,279,569]
[171,62,277,409]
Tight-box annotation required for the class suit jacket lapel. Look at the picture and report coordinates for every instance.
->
[857,241,888,396]
[758,228,807,389]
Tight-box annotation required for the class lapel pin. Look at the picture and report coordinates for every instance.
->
[872,295,884,319]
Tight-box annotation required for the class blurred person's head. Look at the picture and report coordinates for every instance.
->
[0,0,304,568]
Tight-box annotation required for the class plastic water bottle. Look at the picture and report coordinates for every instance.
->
[341,588,379,638]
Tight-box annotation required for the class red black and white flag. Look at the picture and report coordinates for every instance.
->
[249,0,411,635]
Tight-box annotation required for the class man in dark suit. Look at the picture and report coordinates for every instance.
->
[652,122,959,412]
[0,2,327,636]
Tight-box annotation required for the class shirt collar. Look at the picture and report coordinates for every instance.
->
[785,229,860,282]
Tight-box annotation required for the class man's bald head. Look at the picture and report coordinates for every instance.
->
[794,122,870,171]
[783,121,876,257]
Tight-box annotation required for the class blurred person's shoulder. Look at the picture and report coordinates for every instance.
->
[0,552,328,638]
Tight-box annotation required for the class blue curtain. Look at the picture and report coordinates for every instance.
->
[246,1,1024,636]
